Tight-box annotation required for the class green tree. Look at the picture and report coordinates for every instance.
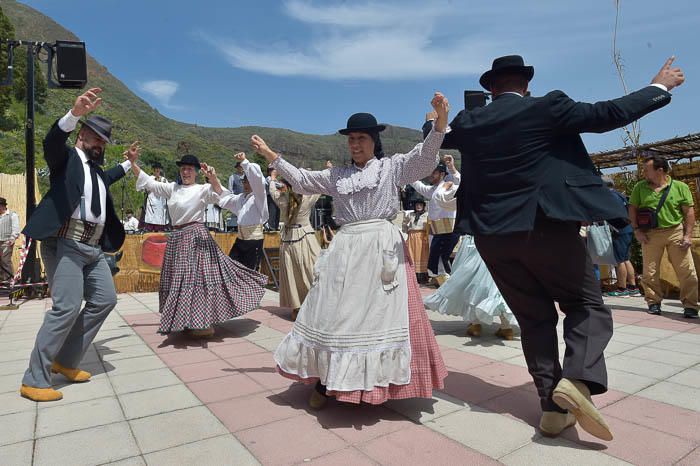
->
[0,6,18,130]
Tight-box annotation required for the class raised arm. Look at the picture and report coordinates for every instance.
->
[251,134,335,195]
[410,180,434,198]
[240,156,268,215]
[551,57,683,134]
[135,169,173,199]
[393,93,448,186]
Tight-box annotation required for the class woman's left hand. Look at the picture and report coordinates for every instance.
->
[431,92,449,132]
[200,162,216,178]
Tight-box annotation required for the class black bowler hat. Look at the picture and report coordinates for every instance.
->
[338,113,386,135]
[81,115,113,143]
[151,161,163,169]
[479,55,534,91]
[175,154,201,170]
[434,163,448,174]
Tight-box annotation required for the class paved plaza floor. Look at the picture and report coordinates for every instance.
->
[1,289,699,465]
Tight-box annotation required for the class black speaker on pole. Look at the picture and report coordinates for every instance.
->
[464,90,489,110]
[47,40,87,89]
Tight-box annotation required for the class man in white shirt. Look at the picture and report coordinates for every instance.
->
[411,155,461,284]
[0,197,21,282]
[122,209,140,233]
[139,162,169,231]
[219,153,269,270]
[20,88,139,402]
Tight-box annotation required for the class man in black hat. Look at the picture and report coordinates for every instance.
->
[425,55,685,440]
[20,88,140,402]
[139,161,170,231]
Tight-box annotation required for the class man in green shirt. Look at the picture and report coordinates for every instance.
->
[629,156,698,318]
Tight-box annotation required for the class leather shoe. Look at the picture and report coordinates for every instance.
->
[683,308,699,319]
[466,323,482,337]
[495,327,514,341]
[309,385,328,410]
[291,308,300,321]
[20,384,63,402]
[552,378,613,441]
[647,303,661,315]
[539,411,576,437]
[51,362,91,383]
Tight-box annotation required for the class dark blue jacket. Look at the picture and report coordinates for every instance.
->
[23,120,127,252]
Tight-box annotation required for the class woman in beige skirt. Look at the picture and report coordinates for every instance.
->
[269,175,321,321]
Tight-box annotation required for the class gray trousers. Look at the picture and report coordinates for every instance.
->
[22,238,117,388]
[0,242,13,281]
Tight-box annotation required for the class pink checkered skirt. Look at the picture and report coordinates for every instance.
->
[278,245,447,404]
[158,223,268,334]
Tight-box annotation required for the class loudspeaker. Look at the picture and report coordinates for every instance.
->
[464,90,488,110]
[55,41,87,88]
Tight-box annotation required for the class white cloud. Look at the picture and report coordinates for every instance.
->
[202,0,497,80]
[139,80,180,108]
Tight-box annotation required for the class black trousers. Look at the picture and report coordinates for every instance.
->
[428,232,460,275]
[229,238,264,271]
[267,195,280,230]
[475,217,613,413]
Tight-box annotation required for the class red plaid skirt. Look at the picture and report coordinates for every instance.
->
[278,245,447,404]
[158,223,267,334]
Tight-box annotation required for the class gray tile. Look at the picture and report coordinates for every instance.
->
[603,340,637,355]
[610,332,661,345]
[143,434,260,466]
[501,436,633,465]
[669,367,700,388]
[0,349,30,363]
[427,404,536,458]
[120,384,201,419]
[0,409,36,447]
[103,355,167,376]
[105,457,146,466]
[637,381,700,412]
[606,369,657,394]
[669,332,700,344]
[129,406,228,454]
[459,343,524,361]
[0,440,33,465]
[39,378,115,408]
[615,325,679,339]
[96,334,145,349]
[0,390,36,415]
[605,355,683,380]
[36,396,124,437]
[622,346,700,367]
[0,373,23,394]
[110,367,180,395]
[253,336,284,352]
[385,391,465,423]
[100,344,155,362]
[34,422,140,466]
[651,338,700,355]
[242,325,285,342]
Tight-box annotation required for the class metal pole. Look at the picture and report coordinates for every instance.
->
[21,44,39,283]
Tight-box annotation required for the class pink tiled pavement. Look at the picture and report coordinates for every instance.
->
[122,292,700,465]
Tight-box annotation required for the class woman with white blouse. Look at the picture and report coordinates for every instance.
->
[131,153,268,337]
[252,93,450,409]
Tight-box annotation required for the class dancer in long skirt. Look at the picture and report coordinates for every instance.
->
[252,92,450,409]
[424,235,519,340]
[268,173,321,321]
[403,199,429,282]
[132,154,267,337]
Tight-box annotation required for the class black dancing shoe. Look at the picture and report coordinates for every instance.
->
[683,308,699,319]
[647,303,661,315]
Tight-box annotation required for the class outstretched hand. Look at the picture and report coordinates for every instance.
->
[72,88,103,117]
[251,135,277,162]
[122,141,140,163]
[431,92,449,132]
[652,56,685,91]
[200,162,216,178]
[233,152,246,163]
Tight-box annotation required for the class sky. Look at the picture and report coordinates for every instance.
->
[18,0,700,153]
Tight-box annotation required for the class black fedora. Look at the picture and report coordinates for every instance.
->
[81,115,113,143]
[479,55,534,91]
[151,161,164,169]
[338,113,386,135]
[175,154,201,170]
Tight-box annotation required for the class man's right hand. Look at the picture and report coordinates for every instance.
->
[634,229,649,245]
[72,88,103,117]
[652,56,685,91]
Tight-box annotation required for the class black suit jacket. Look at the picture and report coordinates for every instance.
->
[423,86,672,235]
[23,120,127,252]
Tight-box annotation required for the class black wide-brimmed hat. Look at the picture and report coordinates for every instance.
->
[175,154,201,170]
[81,115,113,143]
[479,55,534,91]
[338,113,386,135]
[151,161,164,169]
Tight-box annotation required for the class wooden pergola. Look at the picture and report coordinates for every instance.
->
[591,133,700,169]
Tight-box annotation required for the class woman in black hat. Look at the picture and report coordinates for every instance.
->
[131,153,267,337]
[252,93,450,409]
